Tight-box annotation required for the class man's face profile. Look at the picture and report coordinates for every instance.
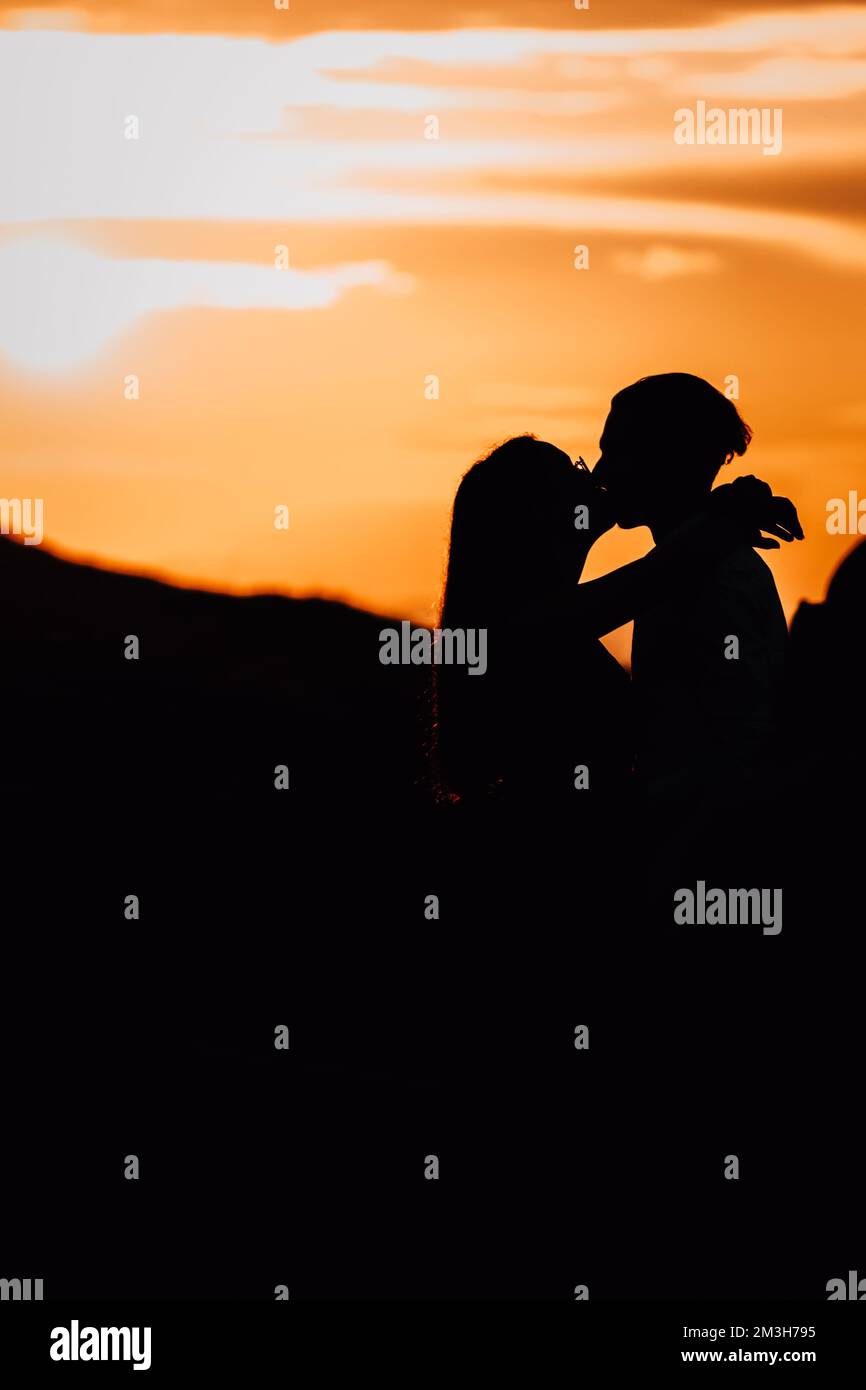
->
[593,405,655,529]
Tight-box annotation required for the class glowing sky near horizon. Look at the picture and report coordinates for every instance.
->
[1,4,865,648]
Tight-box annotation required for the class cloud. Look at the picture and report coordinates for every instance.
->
[611,243,722,279]
[0,236,409,369]
[680,57,866,100]
[3,14,866,288]
[4,2,866,48]
[4,6,84,26]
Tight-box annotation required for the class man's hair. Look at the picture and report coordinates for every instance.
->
[610,372,752,470]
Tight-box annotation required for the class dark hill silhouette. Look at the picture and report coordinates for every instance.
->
[3,537,863,1302]
[1,536,429,817]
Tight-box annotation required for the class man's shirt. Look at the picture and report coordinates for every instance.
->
[631,547,788,807]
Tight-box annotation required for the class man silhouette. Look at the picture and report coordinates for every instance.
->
[593,373,790,813]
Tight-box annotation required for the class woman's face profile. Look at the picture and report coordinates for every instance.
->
[535,451,616,582]
[571,456,616,543]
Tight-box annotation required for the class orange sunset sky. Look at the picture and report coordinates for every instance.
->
[2,0,865,662]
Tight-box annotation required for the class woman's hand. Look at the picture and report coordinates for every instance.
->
[710,475,805,550]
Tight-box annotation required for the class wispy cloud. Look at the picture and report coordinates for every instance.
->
[1,0,856,41]
[0,236,407,368]
[3,10,866,375]
[680,57,866,100]
[611,244,722,279]
[3,17,866,233]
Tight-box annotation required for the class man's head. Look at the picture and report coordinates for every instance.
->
[593,373,752,530]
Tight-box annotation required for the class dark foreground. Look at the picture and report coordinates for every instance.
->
[1,538,863,1304]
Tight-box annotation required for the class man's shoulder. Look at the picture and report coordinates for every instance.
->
[717,545,775,580]
[711,546,787,628]
[715,545,782,595]
[635,546,786,641]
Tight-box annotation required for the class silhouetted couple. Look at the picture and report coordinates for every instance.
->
[433,373,803,826]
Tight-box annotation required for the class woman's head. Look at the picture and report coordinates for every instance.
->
[439,434,609,631]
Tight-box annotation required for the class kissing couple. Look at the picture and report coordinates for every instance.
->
[433,372,804,823]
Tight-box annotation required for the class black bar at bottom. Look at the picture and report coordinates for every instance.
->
[0,1300,863,1377]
